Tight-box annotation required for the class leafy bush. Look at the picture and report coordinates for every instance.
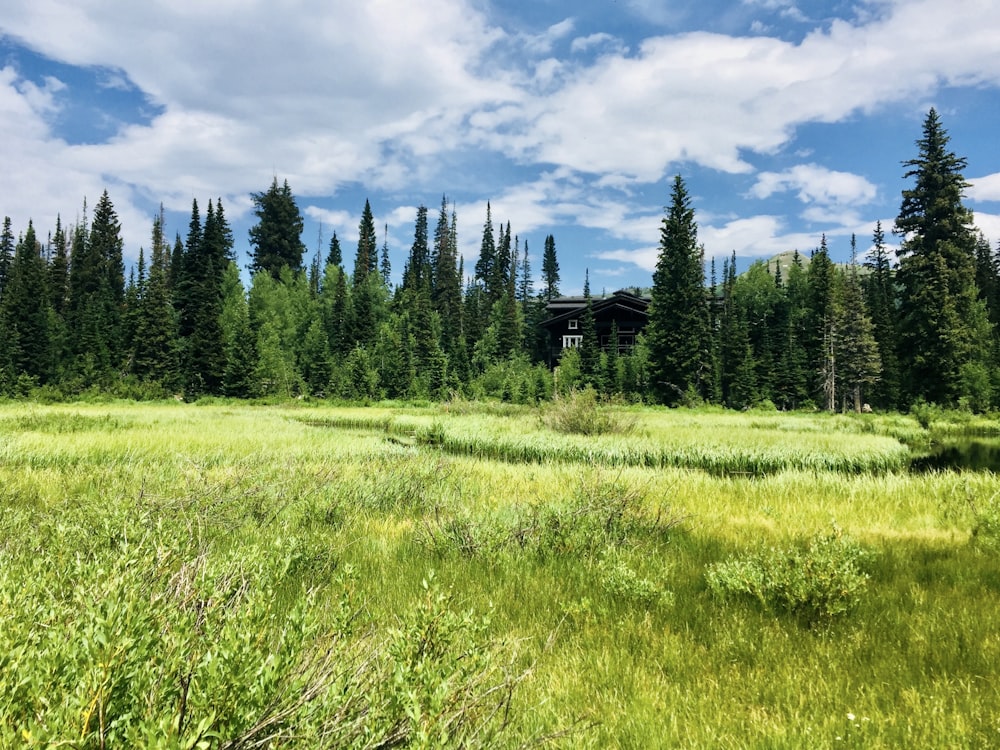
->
[419,472,682,560]
[596,550,671,607]
[705,527,871,626]
[541,387,637,436]
[0,540,528,748]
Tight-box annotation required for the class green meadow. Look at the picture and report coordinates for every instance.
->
[2,400,999,748]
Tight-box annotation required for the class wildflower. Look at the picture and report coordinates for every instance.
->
[847,712,856,722]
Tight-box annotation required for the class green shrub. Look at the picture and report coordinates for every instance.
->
[542,387,636,436]
[705,527,871,625]
[596,550,671,607]
[418,473,682,560]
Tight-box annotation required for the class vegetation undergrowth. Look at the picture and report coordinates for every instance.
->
[2,402,999,748]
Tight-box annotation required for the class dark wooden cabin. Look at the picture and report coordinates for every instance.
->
[540,290,650,365]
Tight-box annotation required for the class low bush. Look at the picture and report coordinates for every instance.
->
[418,472,682,560]
[541,387,637,436]
[705,526,871,626]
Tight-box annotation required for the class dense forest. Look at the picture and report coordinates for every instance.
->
[1,109,998,412]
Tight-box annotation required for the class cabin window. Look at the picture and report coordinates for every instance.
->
[567,319,579,330]
[562,335,583,348]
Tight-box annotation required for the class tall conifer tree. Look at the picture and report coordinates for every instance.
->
[894,108,991,405]
[645,175,709,405]
[248,178,306,278]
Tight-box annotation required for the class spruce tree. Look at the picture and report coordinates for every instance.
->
[837,235,881,411]
[67,191,125,379]
[541,234,560,302]
[474,203,496,299]
[1,221,52,383]
[894,108,991,405]
[248,178,306,278]
[578,270,600,387]
[0,216,13,304]
[645,175,710,405]
[327,232,343,267]
[48,215,69,316]
[353,200,378,285]
[132,209,179,386]
[220,262,257,397]
[863,221,901,409]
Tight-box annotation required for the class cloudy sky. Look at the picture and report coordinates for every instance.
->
[2,0,1000,293]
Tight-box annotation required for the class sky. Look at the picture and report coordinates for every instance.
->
[3,0,1000,295]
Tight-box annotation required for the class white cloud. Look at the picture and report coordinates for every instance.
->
[2,0,1000,276]
[570,33,624,55]
[969,173,1000,203]
[751,164,877,206]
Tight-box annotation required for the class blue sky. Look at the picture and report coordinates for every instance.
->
[2,0,1000,294]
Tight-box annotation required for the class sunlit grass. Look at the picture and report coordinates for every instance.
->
[1,401,999,747]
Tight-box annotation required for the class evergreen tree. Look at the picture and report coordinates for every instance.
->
[48,215,69,316]
[0,216,13,304]
[67,191,125,379]
[132,208,179,386]
[400,206,430,294]
[353,200,378,284]
[578,270,601,387]
[380,225,392,289]
[1,222,52,383]
[327,231,343,267]
[645,175,710,405]
[474,203,496,299]
[350,201,382,348]
[541,234,560,301]
[322,263,354,357]
[837,236,881,412]
[248,178,306,278]
[431,198,465,381]
[176,199,231,394]
[894,108,991,405]
[863,221,901,409]
[807,236,839,411]
[219,263,257,397]
[773,252,810,409]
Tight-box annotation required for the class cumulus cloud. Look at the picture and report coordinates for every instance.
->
[751,164,877,206]
[969,173,1000,203]
[2,0,1000,276]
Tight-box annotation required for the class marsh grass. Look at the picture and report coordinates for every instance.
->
[2,402,999,747]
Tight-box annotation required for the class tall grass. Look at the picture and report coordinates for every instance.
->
[1,403,999,747]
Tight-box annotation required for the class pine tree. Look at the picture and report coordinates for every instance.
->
[400,206,430,294]
[645,175,710,405]
[220,263,257,397]
[807,236,839,411]
[863,221,901,409]
[0,216,13,304]
[773,252,810,409]
[894,108,991,405]
[176,199,231,394]
[578,270,600,387]
[431,198,465,379]
[67,191,125,379]
[327,232,343,267]
[48,215,69,316]
[132,208,179,386]
[248,178,306,278]
[474,203,496,299]
[541,234,560,302]
[1,221,52,383]
[323,263,354,357]
[837,235,881,411]
[353,200,378,285]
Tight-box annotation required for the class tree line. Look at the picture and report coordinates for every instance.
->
[0,109,997,411]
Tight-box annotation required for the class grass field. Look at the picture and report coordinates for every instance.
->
[1,400,998,748]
